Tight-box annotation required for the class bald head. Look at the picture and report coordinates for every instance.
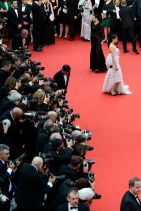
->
[12,107,23,120]
[32,156,43,171]
[47,111,58,123]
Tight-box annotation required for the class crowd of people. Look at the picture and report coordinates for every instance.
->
[0,24,101,210]
[0,0,141,50]
[0,0,141,210]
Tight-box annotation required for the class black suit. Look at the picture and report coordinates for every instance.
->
[56,202,89,211]
[18,2,32,31]
[136,2,141,47]
[0,110,24,160]
[0,69,10,88]
[53,70,70,90]
[0,160,14,211]
[32,2,45,49]
[120,191,141,211]
[66,0,78,39]
[15,163,51,211]
[119,5,137,52]
[108,4,122,40]
[49,179,73,210]
[12,33,31,50]
[7,7,23,38]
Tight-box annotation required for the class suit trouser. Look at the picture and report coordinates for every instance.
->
[108,19,122,45]
[122,27,136,51]
[67,18,75,39]
[139,20,141,47]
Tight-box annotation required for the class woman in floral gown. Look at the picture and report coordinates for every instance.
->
[103,34,132,95]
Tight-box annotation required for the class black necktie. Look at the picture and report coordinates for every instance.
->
[70,207,77,209]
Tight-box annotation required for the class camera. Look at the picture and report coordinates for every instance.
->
[23,111,49,121]
[88,172,95,182]
[81,130,92,140]
[12,153,27,164]
[83,159,95,171]
[49,172,66,181]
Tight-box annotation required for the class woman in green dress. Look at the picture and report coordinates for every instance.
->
[0,0,11,16]
[101,0,112,42]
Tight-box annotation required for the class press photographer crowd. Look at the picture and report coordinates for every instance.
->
[0,19,101,211]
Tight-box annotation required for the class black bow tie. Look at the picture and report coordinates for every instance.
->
[70,207,77,209]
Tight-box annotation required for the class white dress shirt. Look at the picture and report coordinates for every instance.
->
[115,6,120,19]
[68,203,78,211]
[14,8,18,17]
[63,74,67,86]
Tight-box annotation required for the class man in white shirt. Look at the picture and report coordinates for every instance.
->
[0,144,15,211]
[56,188,90,211]
[120,177,141,211]
[53,64,71,90]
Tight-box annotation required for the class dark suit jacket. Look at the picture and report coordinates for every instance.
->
[15,163,51,211]
[56,202,90,211]
[18,2,32,29]
[49,179,73,210]
[7,7,22,36]
[0,69,10,88]
[0,110,24,159]
[12,33,31,50]
[0,160,14,197]
[120,191,141,211]
[119,6,135,29]
[108,4,121,27]
[53,70,70,90]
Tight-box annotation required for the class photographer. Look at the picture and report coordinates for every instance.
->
[35,119,55,155]
[12,29,31,50]
[15,156,56,211]
[53,64,71,90]
[0,144,19,211]
[0,41,100,209]
[57,155,84,181]
[45,138,73,174]
[0,107,24,160]
[0,60,12,88]
[0,90,22,116]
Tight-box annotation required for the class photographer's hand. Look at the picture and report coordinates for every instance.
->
[0,194,9,203]
[3,123,9,134]
[83,163,89,173]
[15,160,21,167]
[22,98,28,105]
[7,161,15,170]
[44,95,50,104]
[38,80,44,86]
[15,81,21,89]
[58,99,63,107]
[48,176,56,184]
[66,139,74,148]
[89,178,95,190]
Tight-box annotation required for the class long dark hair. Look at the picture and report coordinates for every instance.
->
[108,34,118,47]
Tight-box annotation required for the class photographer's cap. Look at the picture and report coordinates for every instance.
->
[78,188,95,200]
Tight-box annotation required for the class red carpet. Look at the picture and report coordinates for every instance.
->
[31,37,141,211]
